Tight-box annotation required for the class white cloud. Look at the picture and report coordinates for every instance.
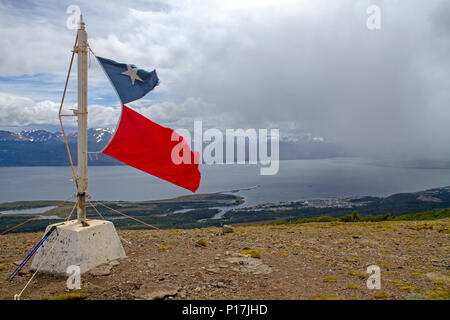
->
[0,91,231,130]
[0,92,59,126]
[0,92,115,127]
[0,0,449,159]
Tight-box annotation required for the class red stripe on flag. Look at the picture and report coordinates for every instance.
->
[102,105,201,192]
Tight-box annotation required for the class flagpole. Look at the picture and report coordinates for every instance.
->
[27,14,126,279]
[76,15,88,226]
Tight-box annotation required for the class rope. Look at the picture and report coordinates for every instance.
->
[0,216,40,236]
[87,200,132,245]
[87,200,105,220]
[66,199,78,221]
[0,195,76,235]
[87,44,96,57]
[94,200,160,231]
[58,34,79,190]
[14,201,77,300]
[41,195,76,216]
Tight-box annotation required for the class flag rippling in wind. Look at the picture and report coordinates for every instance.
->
[96,56,201,192]
[97,56,159,104]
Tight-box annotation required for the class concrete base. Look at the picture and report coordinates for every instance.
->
[30,219,126,275]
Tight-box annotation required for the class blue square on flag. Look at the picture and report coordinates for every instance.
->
[96,56,159,104]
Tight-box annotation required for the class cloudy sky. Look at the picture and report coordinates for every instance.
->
[0,0,449,160]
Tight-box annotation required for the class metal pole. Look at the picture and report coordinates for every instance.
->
[76,15,88,226]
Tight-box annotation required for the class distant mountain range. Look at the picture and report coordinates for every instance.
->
[0,129,347,166]
[0,128,119,166]
[0,128,115,144]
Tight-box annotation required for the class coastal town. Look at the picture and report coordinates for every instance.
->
[228,197,373,213]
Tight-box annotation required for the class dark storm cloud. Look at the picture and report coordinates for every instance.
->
[0,0,448,160]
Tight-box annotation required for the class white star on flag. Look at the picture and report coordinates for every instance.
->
[121,64,144,85]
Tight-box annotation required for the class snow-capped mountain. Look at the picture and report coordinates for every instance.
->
[66,128,114,144]
[0,130,27,141]
[0,128,114,145]
[20,130,62,143]
[0,128,346,166]
[0,128,119,166]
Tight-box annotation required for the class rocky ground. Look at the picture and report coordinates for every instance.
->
[0,219,449,300]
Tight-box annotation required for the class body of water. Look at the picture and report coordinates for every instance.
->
[0,206,56,215]
[1,159,450,207]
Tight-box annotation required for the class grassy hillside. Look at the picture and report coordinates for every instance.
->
[1,218,448,300]
[272,208,450,226]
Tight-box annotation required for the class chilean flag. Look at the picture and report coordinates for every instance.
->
[97,56,201,192]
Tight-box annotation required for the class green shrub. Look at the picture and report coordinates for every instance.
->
[195,239,208,247]
[240,249,261,259]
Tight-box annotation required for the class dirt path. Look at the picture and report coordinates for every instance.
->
[0,219,449,300]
